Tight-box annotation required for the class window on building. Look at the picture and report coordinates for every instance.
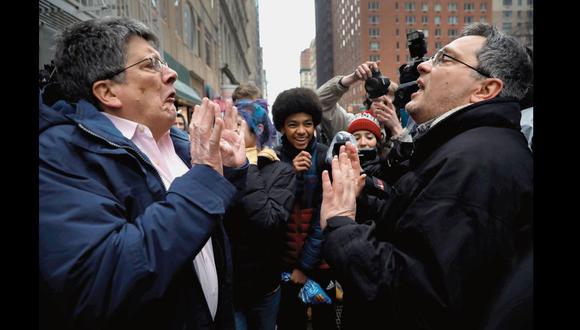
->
[503,11,512,19]
[396,41,400,49]
[159,0,167,21]
[405,2,416,11]
[518,0,522,5]
[435,41,442,50]
[423,29,429,37]
[369,28,380,36]
[422,3,428,12]
[368,1,379,10]
[396,28,400,36]
[434,3,441,12]
[434,16,441,24]
[174,0,182,37]
[517,10,522,17]
[183,3,194,48]
[503,0,512,5]
[448,16,457,24]
[435,28,441,36]
[448,2,457,12]
[448,29,457,37]
[464,3,474,11]
[205,31,212,67]
[406,16,416,24]
[395,2,399,10]
[196,16,202,55]
[527,0,533,5]
[397,54,400,62]
[369,15,379,24]
[481,3,487,12]
[396,16,399,23]
[464,16,473,23]
[370,41,380,51]
[480,16,487,23]
[369,55,380,61]
[503,22,512,32]
[422,16,428,23]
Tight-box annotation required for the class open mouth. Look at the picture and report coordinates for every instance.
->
[166,91,176,103]
[416,80,425,90]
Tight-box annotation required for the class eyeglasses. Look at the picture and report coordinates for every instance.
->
[108,56,168,78]
[430,50,491,78]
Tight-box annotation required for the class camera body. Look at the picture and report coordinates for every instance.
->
[364,69,391,99]
[394,30,429,109]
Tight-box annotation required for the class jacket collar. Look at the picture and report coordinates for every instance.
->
[280,135,316,159]
[40,98,192,164]
[410,97,522,165]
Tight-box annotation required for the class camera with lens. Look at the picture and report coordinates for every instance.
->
[394,30,429,109]
[364,69,391,99]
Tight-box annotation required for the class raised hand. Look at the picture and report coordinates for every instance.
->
[354,60,380,80]
[340,60,381,87]
[344,142,366,197]
[189,98,224,175]
[370,96,403,137]
[220,99,246,168]
[320,144,358,230]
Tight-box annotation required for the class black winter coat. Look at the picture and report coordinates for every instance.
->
[223,155,296,307]
[322,98,533,330]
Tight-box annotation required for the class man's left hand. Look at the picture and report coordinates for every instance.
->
[220,100,246,168]
[320,143,358,230]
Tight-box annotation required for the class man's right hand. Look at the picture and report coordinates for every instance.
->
[340,61,381,87]
[189,98,224,175]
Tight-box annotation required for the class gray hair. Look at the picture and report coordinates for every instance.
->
[460,23,532,100]
[54,16,159,105]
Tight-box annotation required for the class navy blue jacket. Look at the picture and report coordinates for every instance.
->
[39,98,247,329]
[323,98,533,330]
[224,155,296,307]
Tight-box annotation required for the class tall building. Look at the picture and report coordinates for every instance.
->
[315,0,334,88]
[299,39,317,90]
[218,0,264,99]
[310,39,318,90]
[39,0,264,116]
[492,0,533,49]
[317,0,496,111]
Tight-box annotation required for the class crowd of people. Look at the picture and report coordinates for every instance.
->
[39,16,533,330]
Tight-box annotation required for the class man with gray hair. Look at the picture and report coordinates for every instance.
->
[319,23,533,329]
[39,17,247,329]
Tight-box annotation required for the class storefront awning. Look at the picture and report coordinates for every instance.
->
[174,79,202,105]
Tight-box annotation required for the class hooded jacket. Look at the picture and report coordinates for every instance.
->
[39,97,247,329]
[322,98,533,330]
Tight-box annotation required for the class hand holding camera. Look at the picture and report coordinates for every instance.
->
[339,61,381,88]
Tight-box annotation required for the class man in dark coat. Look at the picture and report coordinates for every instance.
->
[39,17,247,329]
[319,23,533,329]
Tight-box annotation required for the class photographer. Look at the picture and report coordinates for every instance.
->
[317,61,403,151]
[317,62,412,186]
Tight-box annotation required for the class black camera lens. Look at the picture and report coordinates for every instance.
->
[364,70,391,99]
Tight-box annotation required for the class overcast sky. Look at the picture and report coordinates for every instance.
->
[258,0,315,105]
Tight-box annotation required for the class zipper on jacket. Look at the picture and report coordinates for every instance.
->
[78,123,167,192]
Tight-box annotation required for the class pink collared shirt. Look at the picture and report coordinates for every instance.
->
[102,113,219,319]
